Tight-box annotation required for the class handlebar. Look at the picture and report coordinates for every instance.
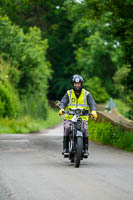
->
[63,109,93,117]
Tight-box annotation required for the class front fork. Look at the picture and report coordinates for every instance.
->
[73,125,83,150]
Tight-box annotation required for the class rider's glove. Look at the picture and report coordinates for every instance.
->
[59,109,65,115]
[91,111,97,119]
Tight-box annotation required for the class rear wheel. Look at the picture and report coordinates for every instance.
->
[74,137,83,168]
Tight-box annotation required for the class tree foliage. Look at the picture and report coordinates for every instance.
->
[0,1,75,100]
[0,57,21,118]
[84,77,109,103]
[0,0,133,108]
[0,15,51,118]
[64,0,133,104]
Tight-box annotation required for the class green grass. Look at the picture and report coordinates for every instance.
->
[0,107,62,134]
[88,119,133,152]
[114,99,130,118]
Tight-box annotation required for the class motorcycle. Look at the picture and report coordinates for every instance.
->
[62,108,92,168]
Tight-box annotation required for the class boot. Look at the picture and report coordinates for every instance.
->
[83,137,89,158]
[63,136,69,155]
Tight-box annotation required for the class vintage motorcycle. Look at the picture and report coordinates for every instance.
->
[62,108,92,168]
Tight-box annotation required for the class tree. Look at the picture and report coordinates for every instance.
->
[0,1,75,100]
[0,0,132,105]
[0,15,51,118]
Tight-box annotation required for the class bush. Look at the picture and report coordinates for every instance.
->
[0,15,52,119]
[0,107,62,134]
[21,94,48,119]
[126,110,133,120]
[0,80,20,118]
[88,120,133,151]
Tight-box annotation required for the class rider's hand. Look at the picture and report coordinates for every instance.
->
[91,111,97,119]
[59,109,65,115]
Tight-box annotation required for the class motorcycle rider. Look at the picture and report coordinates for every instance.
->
[59,74,97,157]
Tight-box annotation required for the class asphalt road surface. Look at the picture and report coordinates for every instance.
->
[0,124,133,200]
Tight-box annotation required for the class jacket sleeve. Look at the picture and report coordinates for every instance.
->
[59,92,69,109]
[87,93,96,111]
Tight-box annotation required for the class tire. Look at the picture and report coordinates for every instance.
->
[74,137,83,168]
[70,159,74,163]
[69,139,74,163]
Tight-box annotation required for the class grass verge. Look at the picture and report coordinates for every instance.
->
[88,119,133,152]
[0,108,62,134]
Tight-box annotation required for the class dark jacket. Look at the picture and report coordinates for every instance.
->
[59,89,96,111]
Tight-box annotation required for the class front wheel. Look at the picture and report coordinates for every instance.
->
[74,137,83,168]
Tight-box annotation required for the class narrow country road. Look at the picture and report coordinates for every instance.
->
[0,124,133,200]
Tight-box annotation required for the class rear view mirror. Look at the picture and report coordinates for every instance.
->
[55,100,60,107]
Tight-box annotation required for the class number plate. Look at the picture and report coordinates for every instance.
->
[76,131,83,137]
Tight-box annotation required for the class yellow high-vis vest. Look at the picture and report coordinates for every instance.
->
[64,89,90,121]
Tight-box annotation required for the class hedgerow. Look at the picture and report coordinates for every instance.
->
[88,120,133,151]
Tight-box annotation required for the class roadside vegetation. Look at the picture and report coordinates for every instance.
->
[89,120,133,152]
[0,1,133,152]
[0,108,61,134]
[0,16,53,132]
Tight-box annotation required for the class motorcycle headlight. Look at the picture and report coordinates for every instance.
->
[75,109,81,115]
